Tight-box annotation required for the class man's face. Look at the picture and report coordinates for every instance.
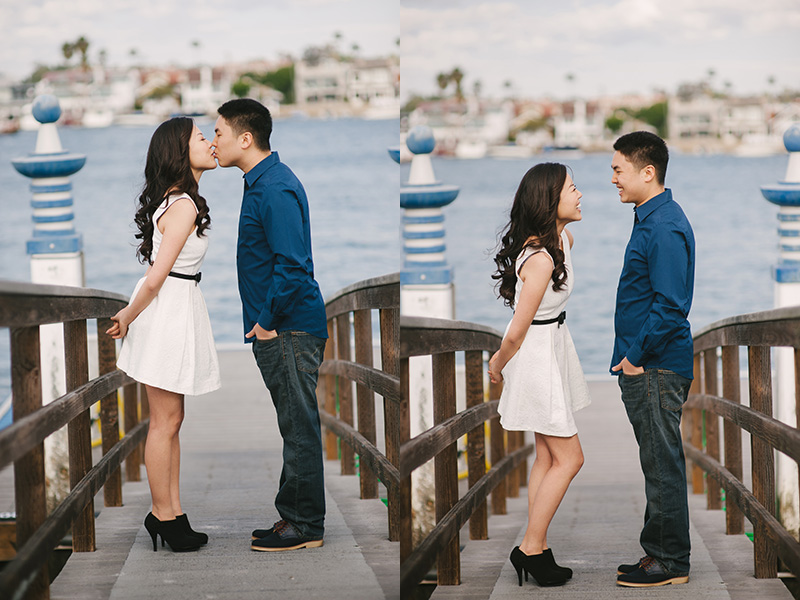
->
[212,116,241,168]
[611,151,649,207]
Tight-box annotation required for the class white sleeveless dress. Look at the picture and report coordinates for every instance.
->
[497,230,590,436]
[117,193,221,396]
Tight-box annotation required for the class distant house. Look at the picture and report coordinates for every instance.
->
[179,66,234,116]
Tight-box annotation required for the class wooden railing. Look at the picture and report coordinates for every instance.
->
[399,316,533,596]
[318,273,401,541]
[0,280,147,600]
[684,305,800,580]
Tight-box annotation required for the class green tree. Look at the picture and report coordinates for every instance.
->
[436,72,450,96]
[74,36,90,69]
[245,65,296,104]
[61,42,74,65]
[605,115,625,134]
[232,79,251,98]
[450,67,464,101]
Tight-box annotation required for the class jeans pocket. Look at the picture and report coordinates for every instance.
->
[618,372,648,403]
[292,333,325,374]
[658,369,691,412]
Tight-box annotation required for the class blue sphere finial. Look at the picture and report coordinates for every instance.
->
[784,123,800,153]
[406,125,436,155]
[32,94,61,124]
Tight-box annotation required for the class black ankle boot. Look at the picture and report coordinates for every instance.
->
[543,548,572,579]
[509,546,568,587]
[144,513,202,552]
[176,513,208,544]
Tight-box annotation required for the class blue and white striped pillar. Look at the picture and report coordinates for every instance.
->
[12,94,86,286]
[761,122,800,539]
[11,94,87,507]
[398,125,459,319]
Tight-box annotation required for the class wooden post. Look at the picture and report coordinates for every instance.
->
[380,307,400,542]
[703,349,722,510]
[399,357,412,563]
[432,351,459,585]
[97,317,122,507]
[689,353,704,494]
[336,313,355,475]
[323,319,337,460]
[354,309,377,499]
[748,346,777,578]
[721,346,744,534]
[10,326,49,600]
[465,350,488,540]
[795,348,800,524]
[64,320,95,552]
[489,379,506,516]
[506,430,521,498]
[123,382,141,481]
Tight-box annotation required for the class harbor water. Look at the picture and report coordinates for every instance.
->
[403,152,786,376]
[0,117,399,402]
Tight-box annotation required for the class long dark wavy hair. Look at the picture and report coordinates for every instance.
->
[134,117,211,264]
[492,162,569,308]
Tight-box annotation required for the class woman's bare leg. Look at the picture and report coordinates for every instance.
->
[144,385,185,521]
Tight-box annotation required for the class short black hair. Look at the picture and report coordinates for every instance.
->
[613,131,668,185]
[217,98,272,152]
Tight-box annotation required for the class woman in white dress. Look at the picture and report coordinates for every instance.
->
[488,162,590,587]
[107,117,221,552]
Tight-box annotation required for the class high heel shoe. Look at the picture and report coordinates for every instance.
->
[144,512,202,552]
[176,513,208,545]
[509,546,568,587]
[543,548,572,579]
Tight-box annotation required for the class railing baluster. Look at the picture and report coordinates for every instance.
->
[380,307,400,542]
[123,382,141,481]
[336,313,355,475]
[354,309,377,499]
[10,325,49,600]
[97,317,122,507]
[703,348,722,510]
[489,379,506,515]
[690,353,704,494]
[465,350,488,540]
[432,351,459,585]
[721,345,744,534]
[794,347,800,522]
[748,345,778,578]
[399,356,412,563]
[323,319,337,460]
[64,319,95,552]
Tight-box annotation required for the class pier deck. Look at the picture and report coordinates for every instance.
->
[429,379,794,600]
[45,348,398,600]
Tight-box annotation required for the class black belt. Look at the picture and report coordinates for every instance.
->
[168,271,201,284]
[532,310,566,327]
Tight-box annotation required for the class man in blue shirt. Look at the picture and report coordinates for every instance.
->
[213,98,328,552]
[610,132,695,587]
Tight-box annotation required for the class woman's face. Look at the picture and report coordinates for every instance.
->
[189,124,217,179]
[557,174,582,224]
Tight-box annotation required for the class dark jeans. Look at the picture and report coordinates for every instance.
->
[252,331,327,539]
[618,369,692,576]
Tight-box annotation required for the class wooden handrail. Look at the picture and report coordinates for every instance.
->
[399,315,533,593]
[317,273,401,542]
[686,306,800,580]
[0,281,144,600]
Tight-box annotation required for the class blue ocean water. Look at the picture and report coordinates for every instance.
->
[403,152,786,375]
[0,117,399,403]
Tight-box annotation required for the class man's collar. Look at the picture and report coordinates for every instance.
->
[634,188,672,222]
[244,151,279,187]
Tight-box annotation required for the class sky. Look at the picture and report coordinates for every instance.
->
[401,0,800,101]
[0,0,398,80]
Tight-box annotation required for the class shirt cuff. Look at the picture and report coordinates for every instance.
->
[626,345,645,368]
[257,309,275,332]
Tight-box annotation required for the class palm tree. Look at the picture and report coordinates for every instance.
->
[450,67,464,101]
[74,36,90,70]
[62,42,74,65]
[436,72,450,96]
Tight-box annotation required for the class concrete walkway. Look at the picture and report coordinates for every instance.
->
[430,380,793,600]
[48,349,399,600]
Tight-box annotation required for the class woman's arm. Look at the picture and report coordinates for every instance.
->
[107,198,197,339]
[488,251,552,383]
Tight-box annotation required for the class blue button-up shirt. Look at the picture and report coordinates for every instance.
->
[611,189,695,379]
[237,152,327,342]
